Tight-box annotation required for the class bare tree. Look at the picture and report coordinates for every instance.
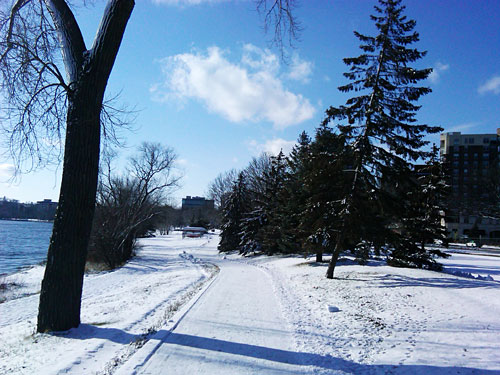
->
[89,142,181,269]
[207,169,238,209]
[244,152,272,197]
[1,0,135,332]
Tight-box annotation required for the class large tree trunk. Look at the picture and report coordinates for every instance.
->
[37,89,101,332]
[37,0,135,332]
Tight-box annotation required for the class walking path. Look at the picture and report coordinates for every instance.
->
[117,257,314,374]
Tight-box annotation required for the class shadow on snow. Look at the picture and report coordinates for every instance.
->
[56,325,500,374]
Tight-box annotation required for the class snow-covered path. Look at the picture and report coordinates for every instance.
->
[118,259,314,374]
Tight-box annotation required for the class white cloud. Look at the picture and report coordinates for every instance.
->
[152,45,315,129]
[0,163,15,181]
[428,62,449,83]
[241,44,279,73]
[247,138,296,156]
[151,0,230,5]
[287,54,313,83]
[478,75,500,95]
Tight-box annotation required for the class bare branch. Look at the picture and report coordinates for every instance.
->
[255,0,302,59]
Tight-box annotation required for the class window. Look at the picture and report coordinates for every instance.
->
[474,153,478,159]
[484,137,490,144]
[469,137,475,144]
[454,139,460,144]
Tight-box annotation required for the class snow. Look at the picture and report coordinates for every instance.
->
[117,258,312,375]
[0,233,218,374]
[1,234,500,374]
[260,255,500,374]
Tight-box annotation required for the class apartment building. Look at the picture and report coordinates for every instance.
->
[440,130,500,240]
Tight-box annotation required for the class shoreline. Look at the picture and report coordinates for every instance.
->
[0,218,54,223]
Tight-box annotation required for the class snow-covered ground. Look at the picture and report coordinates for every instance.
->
[0,233,219,374]
[260,254,500,374]
[1,232,500,374]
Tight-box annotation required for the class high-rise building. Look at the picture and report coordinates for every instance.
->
[181,196,215,210]
[440,130,500,240]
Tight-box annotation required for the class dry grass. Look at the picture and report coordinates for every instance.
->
[0,275,23,303]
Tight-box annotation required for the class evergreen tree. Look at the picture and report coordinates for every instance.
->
[240,151,287,255]
[391,145,450,269]
[300,125,347,262]
[218,172,249,252]
[238,154,272,255]
[277,132,312,255]
[260,151,288,254]
[322,0,442,278]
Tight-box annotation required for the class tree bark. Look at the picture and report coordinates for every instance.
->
[37,88,101,331]
[37,0,134,333]
[326,235,343,279]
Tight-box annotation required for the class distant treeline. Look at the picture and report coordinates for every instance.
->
[0,198,57,221]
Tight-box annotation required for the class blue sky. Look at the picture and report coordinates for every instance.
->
[1,0,499,206]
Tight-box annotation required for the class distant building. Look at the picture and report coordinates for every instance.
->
[440,129,500,240]
[36,199,58,210]
[180,196,217,228]
[181,196,214,210]
[0,198,57,220]
[35,199,58,220]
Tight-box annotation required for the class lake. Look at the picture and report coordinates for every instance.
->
[0,220,52,275]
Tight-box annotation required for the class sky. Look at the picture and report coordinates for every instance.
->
[1,0,499,206]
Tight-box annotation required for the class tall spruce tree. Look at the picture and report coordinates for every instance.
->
[277,132,312,255]
[300,124,347,263]
[322,0,442,278]
[218,172,249,252]
[260,151,288,254]
[240,151,287,255]
[391,145,450,268]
